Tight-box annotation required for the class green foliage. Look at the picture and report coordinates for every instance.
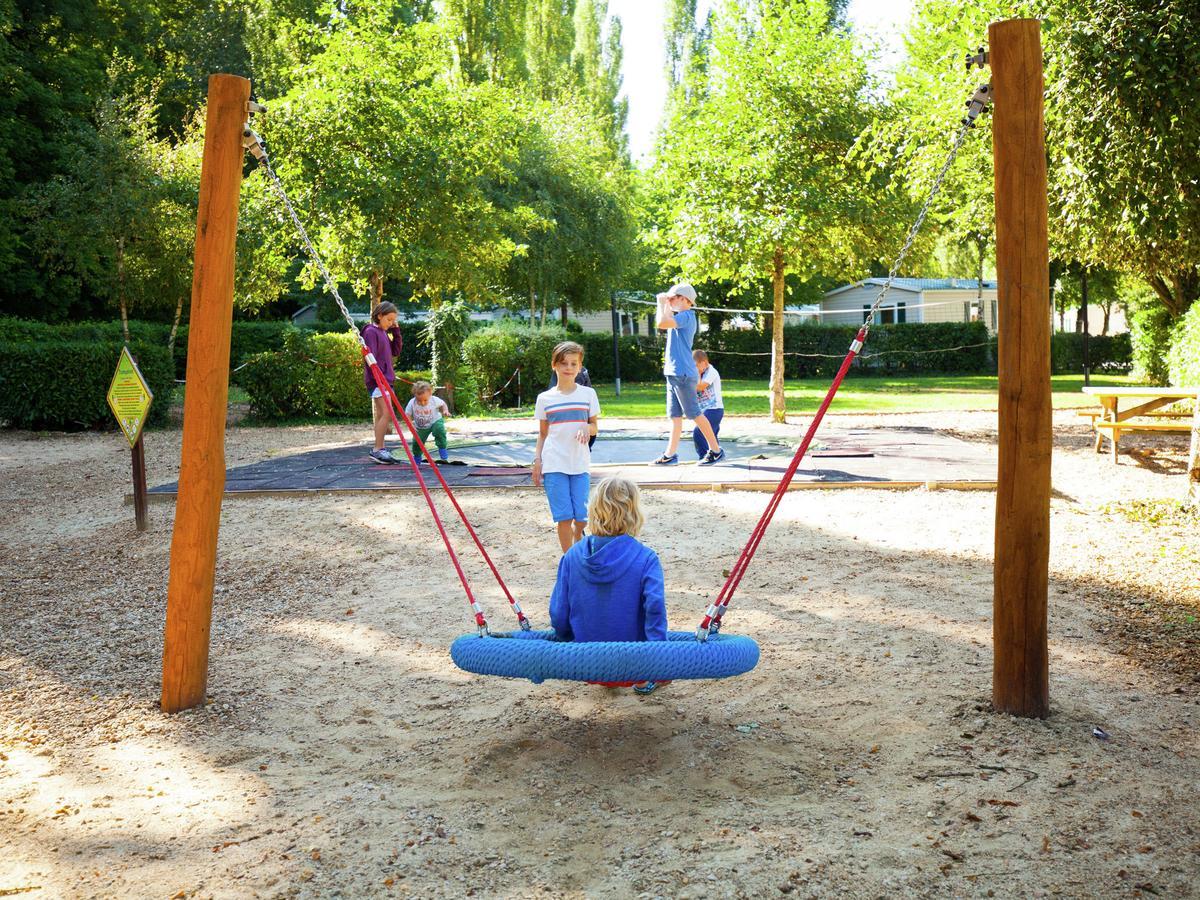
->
[1049,332,1132,375]
[1128,293,1175,386]
[461,322,570,407]
[0,339,174,430]
[892,0,1199,328]
[237,330,371,421]
[1046,0,1200,316]
[1166,302,1200,387]
[262,10,525,304]
[424,300,473,407]
[495,94,638,318]
[655,0,895,287]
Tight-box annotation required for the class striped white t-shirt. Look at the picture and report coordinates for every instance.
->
[535,385,600,475]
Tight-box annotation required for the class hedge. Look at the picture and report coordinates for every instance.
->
[1049,331,1132,375]
[1166,302,1200,387]
[0,339,175,430]
[461,323,571,408]
[0,316,432,382]
[235,328,441,421]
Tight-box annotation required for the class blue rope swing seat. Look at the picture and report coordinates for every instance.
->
[450,629,760,685]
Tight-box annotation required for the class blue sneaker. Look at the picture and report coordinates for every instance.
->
[699,447,726,466]
[438,448,449,463]
[369,449,396,465]
[652,453,679,466]
[633,680,671,695]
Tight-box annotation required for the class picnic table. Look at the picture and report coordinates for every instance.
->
[1080,386,1200,462]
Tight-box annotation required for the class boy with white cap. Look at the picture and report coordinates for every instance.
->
[652,282,724,466]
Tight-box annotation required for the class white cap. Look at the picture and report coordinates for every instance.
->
[669,282,697,302]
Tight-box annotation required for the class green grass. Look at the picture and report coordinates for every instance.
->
[467,373,1141,419]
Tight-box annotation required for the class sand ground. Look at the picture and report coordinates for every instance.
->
[1,411,1198,899]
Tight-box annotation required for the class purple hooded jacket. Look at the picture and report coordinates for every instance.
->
[362,324,403,392]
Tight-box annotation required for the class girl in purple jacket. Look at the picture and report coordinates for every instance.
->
[549,477,669,694]
[362,301,404,464]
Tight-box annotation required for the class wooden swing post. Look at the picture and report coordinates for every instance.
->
[161,74,250,714]
[990,19,1051,718]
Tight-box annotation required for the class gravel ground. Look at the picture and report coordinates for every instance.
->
[1,410,1198,898]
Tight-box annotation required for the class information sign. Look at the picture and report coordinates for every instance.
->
[106,346,154,448]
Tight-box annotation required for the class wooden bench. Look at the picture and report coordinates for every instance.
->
[1076,409,1191,420]
[1092,419,1195,460]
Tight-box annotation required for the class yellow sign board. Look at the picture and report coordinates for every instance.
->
[106,346,154,448]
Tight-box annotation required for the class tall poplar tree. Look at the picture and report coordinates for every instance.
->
[656,0,897,421]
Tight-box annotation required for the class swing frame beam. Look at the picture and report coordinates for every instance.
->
[161,19,1052,718]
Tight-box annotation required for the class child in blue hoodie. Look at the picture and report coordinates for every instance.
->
[549,477,669,694]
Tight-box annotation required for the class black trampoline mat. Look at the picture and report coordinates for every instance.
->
[148,427,996,496]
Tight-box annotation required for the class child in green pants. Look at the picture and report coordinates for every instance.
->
[404,381,451,463]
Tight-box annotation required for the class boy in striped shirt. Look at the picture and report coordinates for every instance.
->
[533,341,601,552]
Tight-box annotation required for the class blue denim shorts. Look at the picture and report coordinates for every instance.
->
[666,374,702,419]
[543,472,590,523]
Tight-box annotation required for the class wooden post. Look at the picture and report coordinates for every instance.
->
[131,435,148,532]
[161,74,249,714]
[991,19,1051,718]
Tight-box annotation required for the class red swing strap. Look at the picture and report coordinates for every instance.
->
[365,354,493,634]
[377,364,530,630]
[248,135,526,635]
[696,326,867,640]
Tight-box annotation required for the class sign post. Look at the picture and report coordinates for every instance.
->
[106,345,154,532]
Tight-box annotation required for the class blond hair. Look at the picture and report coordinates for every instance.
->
[692,349,709,362]
[552,341,585,366]
[588,477,645,538]
[411,380,432,396]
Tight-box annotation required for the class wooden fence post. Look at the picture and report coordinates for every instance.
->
[161,74,249,714]
[990,19,1051,718]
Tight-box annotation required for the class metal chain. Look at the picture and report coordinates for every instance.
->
[244,129,366,349]
[860,80,991,335]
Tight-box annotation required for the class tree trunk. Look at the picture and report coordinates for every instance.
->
[529,283,536,324]
[770,246,786,423]
[117,236,130,346]
[560,301,569,328]
[541,292,547,328]
[167,295,185,353]
[1102,305,1111,336]
[369,270,384,312]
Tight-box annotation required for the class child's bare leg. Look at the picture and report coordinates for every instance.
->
[573,520,586,543]
[373,396,390,450]
[664,417,684,456]
[556,521,574,553]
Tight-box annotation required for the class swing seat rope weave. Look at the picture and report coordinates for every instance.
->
[450,630,760,684]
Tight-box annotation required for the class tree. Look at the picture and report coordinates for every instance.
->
[571,0,626,154]
[442,0,527,83]
[263,6,524,310]
[524,0,574,101]
[25,89,291,345]
[24,89,186,342]
[1046,0,1200,319]
[495,96,637,325]
[655,0,903,421]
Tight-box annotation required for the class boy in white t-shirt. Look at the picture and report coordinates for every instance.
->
[692,349,724,459]
[404,381,451,463]
[533,341,601,552]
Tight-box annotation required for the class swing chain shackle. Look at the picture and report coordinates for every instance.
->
[242,126,268,164]
[962,83,993,128]
[965,46,989,70]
